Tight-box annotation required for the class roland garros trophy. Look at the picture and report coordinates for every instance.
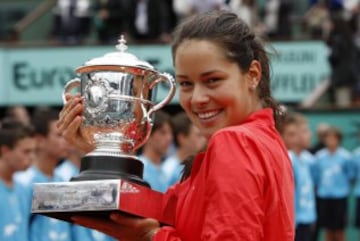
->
[31,36,176,225]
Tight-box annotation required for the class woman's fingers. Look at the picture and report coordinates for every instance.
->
[57,93,94,152]
[110,213,160,239]
[72,216,122,239]
[110,213,148,227]
[57,95,82,130]
[59,93,81,119]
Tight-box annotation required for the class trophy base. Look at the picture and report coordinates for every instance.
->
[71,155,150,187]
[31,156,175,225]
[32,179,175,226]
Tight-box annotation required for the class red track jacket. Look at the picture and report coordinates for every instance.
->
[153,108,295,241]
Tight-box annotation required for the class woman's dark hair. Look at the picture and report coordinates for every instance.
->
[171,10,283,131]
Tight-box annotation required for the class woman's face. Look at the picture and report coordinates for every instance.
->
[175,39,261,139]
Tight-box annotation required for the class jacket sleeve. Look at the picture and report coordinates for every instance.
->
[199,131,267,240]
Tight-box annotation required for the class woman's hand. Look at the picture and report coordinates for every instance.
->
[72,213,160,241]
[56,93,94,153]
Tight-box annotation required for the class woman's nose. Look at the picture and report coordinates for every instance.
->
[191,84,209,108]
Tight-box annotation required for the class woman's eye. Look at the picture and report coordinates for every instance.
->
[178,81,192,87]
[207,78,221,84]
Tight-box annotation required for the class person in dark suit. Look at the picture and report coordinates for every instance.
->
[127,0,174,44]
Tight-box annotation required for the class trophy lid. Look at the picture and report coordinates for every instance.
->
[81,35,154,70]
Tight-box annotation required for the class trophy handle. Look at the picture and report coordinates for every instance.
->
[62,78,81,104]
[148,73,176,116]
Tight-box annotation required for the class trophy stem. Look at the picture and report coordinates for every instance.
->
[71,155,150,187]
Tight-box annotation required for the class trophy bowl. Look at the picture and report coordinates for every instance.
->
[62,36,175,185]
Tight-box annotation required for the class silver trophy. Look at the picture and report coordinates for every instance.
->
[31,36,176,225]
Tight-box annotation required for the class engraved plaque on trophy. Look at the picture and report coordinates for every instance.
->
[31,36,176,225]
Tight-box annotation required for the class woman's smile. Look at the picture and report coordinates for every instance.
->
[194,109,223,124]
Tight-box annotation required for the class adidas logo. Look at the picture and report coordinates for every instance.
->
[120,181,140,193]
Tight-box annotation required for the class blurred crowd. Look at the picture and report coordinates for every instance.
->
[47,0,360,45]
[0,105,360,241]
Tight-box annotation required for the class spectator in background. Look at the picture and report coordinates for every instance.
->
[128,0,174,44]
[173,0,227,21]
[263,0,294,39]
[16,108,72,241]
[282,113,317,241]
[295,118,322,241]
[327,14,359,107]
[5,106,31,126]
[172,0,193,21]
[93,0,128,45]
[0,119,36,241]
[188,0,227,14]
[228,0,260,32]
[162,112,206,187]
[138,111,173,193]
[346,0,360,47]
[353,145,360,240]
[313,127,354,241]
[310,0,344,13]
[51,0,92,45]
[310,123,331,154]
[304,1,331,39]
[345,0,360,105]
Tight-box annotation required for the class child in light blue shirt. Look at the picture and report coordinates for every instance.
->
[312,127,354,241]
[352,147,360,230]
[0,119,36,241]
[281,113,317,241]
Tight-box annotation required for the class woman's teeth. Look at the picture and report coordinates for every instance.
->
[198,110,220,119]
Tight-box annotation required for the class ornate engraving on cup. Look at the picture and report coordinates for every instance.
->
[84,76,112,119]
[78,71,153,156]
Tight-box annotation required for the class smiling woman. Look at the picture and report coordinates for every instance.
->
[57,10,295,241]
[174,39,262,139]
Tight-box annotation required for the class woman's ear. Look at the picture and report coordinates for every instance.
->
[247,60,262,90]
